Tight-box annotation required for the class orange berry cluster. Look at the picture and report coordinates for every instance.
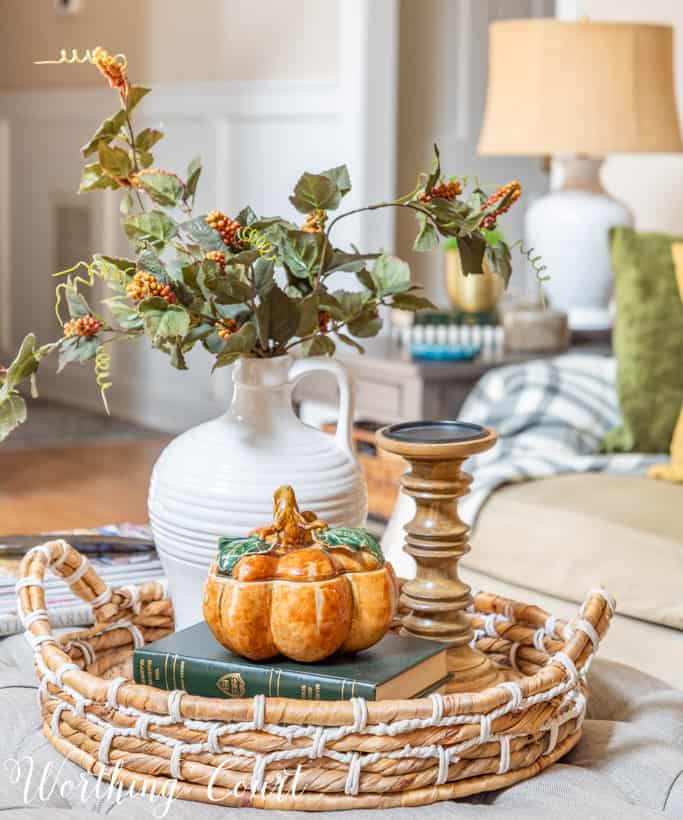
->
[205,251,227,267]
[318,310,332,332]
[216,318,240,340]
[92,47,128,95]
[63,315,102,338]
[418,179,462,203]
[302,209,327,234]
[480,181,521,229]
[206,211,243,249]
[126,270,177,304]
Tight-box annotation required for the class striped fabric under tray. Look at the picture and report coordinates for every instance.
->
[0,524,164,637]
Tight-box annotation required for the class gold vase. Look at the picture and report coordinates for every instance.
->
[445,248,504,313]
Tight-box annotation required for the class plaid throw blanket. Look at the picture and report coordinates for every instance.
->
[457,354,666,524]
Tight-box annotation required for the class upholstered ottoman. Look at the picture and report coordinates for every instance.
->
[0,628,681,819]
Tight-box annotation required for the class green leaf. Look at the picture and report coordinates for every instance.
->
[347,308,382,338]
[213,322,258,369]
[65,285,92,319]
[324,250,380,275]
[458,234,487,276]
[180,216,226,252]
[296,293,319,336]
[136,248,166,279]
[279,231,320,281]
[57,336,99,372]
[139,301,190,345]
[2,334,40,394]
[425,143,441,194]
[321,164,351,198]
[370,254,413,297]
[485,241,513,288]
[202,266,252,305]
[126,86,150,112]
[135,128,164,152]
[301,335,336,357]
[217,535,272,576]
[79,163,116,193]
[356,268,375,292]
[184,156,201,202]
[81,109,127,157]
[137,171,184,207]
[0,393,27,443]
[334,332,364,354]
[123,211,178,246]
[413,214,440,252]
[314,527,384,564]
[289,172,339,214]
[98,142,131,178]
[253,257,275,297]
[324,290,364,322]
[236,206,257,227]
[255,285,299,345]
[391,292,437,311]
[138,150,154,169]
[105,297,144,331]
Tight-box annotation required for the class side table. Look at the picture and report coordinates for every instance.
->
[294,332,611,424]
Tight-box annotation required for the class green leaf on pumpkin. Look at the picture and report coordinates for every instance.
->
[217,535,272,576]
[314,527,384,564]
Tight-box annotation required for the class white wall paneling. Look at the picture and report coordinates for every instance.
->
[0,0,400,431]
[0,118,10,355]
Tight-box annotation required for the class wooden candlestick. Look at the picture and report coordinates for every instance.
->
[376,421,503,693]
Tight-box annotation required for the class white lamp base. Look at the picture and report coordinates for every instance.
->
[525,157,633,331]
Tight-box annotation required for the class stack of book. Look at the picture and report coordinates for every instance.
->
[134,622,450,701]
[391,308,505,361]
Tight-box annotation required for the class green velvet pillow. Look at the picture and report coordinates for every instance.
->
[601,226,683,453]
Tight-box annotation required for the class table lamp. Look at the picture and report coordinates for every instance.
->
[479,19,682,330]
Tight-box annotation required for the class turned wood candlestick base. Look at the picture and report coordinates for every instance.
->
[376,421,503,693]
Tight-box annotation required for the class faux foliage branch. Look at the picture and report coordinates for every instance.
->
[0,48,524,442]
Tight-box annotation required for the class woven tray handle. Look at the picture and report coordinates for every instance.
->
[15,538,168,631]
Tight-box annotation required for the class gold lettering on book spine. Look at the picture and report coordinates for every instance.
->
[216,673,246,698]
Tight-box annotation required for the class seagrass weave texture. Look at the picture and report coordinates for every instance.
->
[17,539,614,811]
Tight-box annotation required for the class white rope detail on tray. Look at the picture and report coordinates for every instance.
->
[107,676,127,709]
[63,558,90,586]
[90,587,113,609]
[51,541,71,570]
[498,735,511,774]
[21,609,49,628]
[22,565,609,800]
[573,618,600,651]
[37,667,589,793]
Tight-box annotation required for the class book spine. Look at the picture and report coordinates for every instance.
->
[132,649,377,701]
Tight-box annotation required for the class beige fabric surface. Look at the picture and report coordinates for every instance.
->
[468,473,683,630]
[1,630,682,819]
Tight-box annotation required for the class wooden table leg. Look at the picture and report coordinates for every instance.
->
[376,421,503,693]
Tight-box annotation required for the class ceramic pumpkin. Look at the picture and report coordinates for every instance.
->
[203,485,399,662]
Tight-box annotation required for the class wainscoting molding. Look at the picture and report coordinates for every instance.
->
[0,0,399,432]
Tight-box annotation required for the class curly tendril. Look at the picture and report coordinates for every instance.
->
[94,346,113,413]
[35,48,127,69]
[237,226,277,261]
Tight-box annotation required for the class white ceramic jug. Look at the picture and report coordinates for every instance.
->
[148,355,368,628]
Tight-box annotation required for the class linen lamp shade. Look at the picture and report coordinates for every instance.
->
[479,20,682,156]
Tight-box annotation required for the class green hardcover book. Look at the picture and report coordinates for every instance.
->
[133,622,449,701]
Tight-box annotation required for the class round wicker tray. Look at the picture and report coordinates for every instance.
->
[17,539,614,811]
